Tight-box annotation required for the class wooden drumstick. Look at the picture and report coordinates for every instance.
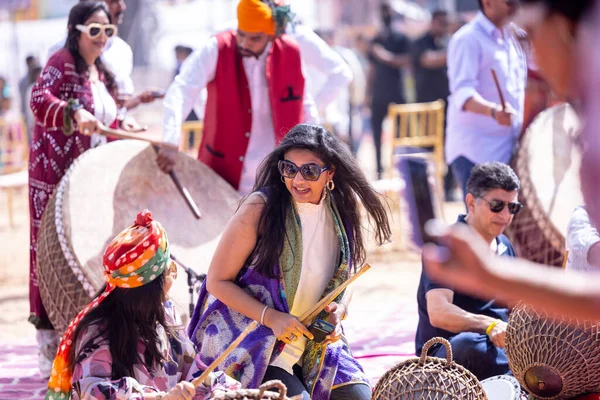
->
[151,145,202,220]
[97,123,178,150]
[491,69,506,111]
[299,263,371,325]
[168,170,202,219]
[562,250,569,269]
[191,320,258,388]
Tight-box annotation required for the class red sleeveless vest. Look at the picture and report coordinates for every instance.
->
[200,30,305,190]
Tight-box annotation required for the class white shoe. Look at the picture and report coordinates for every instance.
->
[36,329,60,379]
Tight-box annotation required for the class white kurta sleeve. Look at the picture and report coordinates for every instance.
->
[293,26,353,110]
[162,37,218,146]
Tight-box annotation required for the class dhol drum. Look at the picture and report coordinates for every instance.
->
[36,140,240,332]
[481,375,528,400]
[506,303,600,399]
[506,103,583,266]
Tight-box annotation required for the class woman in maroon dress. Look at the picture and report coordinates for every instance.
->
[28,1,118,377]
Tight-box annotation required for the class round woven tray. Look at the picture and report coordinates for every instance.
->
[212,380,295,400]
[506,303,600,399]
[372,337,487,399]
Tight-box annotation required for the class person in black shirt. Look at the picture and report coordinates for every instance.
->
[416,162,522,381]
[411,10,449,104]
[368,2,410,179]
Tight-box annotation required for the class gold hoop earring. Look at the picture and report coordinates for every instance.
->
[281,176,285,183]
[327,180,335,191]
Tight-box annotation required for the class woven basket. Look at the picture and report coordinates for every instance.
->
[506,303,600,399]
[211,380,297,400]
[372,337,487,399]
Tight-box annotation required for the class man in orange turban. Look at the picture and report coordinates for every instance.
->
[159,0,318,195]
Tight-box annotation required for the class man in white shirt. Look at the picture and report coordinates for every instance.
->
[446,0,526,202]
[47,0,160,116]
[157,0,318,195]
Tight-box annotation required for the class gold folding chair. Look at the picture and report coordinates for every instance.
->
[180,121,203,156]
[0,117,29,227]
[387,99,446,201]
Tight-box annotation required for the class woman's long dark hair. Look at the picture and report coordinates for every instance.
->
[65,1,116,95]
[249,124,391,278]
[68,273,173,379]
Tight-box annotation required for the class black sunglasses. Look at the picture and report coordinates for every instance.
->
[278,160,329,182]
[478,197,524,215]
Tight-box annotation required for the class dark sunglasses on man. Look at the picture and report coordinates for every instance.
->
[478,197,524,215]
[76,23,118,39]
[278,160,329,182]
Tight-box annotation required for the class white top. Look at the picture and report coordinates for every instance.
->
[271,192,340,374]
[566,206,600,272]
[89,79,118,148]
[162,35,319,194]
[446,12,527,165]
[47,35,135,95]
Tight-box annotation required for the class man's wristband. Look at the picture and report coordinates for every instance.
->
[486,320,501,336]
[490,106,497,119]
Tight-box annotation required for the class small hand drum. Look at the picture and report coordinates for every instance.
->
[481,375,528,400]
[372,337,487,399]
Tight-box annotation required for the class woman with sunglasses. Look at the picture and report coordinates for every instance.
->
[28,1,120,377]
[188,124,391,399]
[45,209,241,400]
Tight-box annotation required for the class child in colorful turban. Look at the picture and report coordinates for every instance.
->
[46,210,241,400]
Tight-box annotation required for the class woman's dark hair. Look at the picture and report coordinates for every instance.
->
[466,162,520,198]
[520,0,594,23]
[248,124,391,278]
[65,1,116,95]
[68,272,174,379]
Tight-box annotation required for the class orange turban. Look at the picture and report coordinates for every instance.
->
[237,0,275,35]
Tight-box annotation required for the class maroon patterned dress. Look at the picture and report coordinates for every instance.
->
[28,48,115,328]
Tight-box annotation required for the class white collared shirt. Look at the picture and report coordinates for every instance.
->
[446,12,527,165]
[162,35,319,194]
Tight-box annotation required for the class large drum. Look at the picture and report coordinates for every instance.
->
[505,303,600,399]
[37,140,240,332]
[506,103,583,266]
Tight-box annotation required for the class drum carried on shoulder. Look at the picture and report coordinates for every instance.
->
[506,103,582,266]
[36,140,240,332]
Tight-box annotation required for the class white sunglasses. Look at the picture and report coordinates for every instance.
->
[76,23,118,39]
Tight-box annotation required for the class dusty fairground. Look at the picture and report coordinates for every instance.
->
[0,136,463,399]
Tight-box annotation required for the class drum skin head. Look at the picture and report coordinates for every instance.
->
[505,103,582,266]
[524,365,563,398]
[37,140,240,330]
